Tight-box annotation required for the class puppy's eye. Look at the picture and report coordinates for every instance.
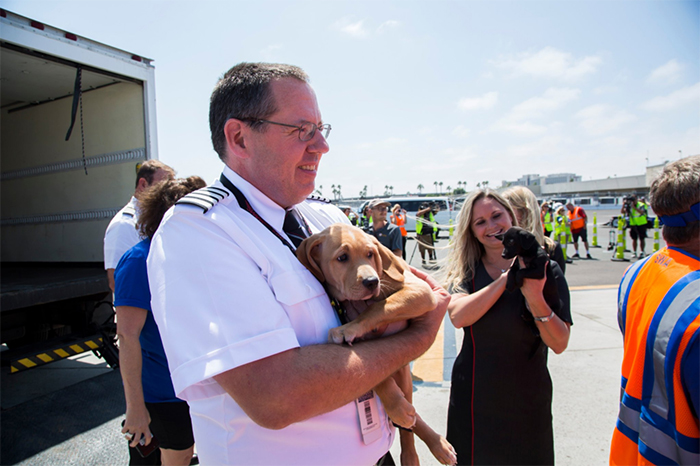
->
[337,253,348,262]
[367,251,374,258]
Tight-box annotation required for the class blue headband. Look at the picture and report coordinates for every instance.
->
[659,202,700,227]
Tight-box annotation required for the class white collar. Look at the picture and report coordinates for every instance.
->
[221,166,289,232]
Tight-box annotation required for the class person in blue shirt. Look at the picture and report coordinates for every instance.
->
[115,176,206,466]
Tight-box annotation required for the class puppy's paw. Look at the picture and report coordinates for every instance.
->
[385,396,417,430]
[328,327,346,345]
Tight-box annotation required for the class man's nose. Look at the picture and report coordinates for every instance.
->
[308,129,330,154]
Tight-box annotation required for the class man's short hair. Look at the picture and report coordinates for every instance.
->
[649,155,700,245]
[135,160,175,188]
[209,62,309,161]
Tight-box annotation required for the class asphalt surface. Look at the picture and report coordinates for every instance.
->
[1,210,662,465]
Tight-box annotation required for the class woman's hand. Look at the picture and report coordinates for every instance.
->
[518,257,547,304]
[122,403,153,448]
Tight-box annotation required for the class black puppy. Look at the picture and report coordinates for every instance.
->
[497,227,561,313]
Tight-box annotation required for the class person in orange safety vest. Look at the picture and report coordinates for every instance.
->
[566,202,592,259]
[610,155,700,466]
[390,203,408,259]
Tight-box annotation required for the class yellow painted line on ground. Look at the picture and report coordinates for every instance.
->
[54,348,70,358]
[570,284,619,291]
[69,344,85,353]
[85,340,100,349]
[37,353,54,363]
[18,358,36,368]
[412,319,444,383]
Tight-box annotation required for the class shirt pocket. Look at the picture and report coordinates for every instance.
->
[269,268,326,305]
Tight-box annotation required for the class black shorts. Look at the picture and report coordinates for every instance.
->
[572,228,588,243]
[145,401,195,451]
[629,225,647,240]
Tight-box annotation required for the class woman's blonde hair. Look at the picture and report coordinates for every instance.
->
[442,188,517,294]
[502,185,557,253]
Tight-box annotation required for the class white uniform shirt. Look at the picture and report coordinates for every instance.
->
[103,196,142,269]
[147,167,394,465]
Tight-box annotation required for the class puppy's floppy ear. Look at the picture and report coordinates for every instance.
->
[518,228,538,250]
[296,233,326,283]
[369,235,405,283]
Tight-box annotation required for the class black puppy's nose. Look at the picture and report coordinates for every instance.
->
[495,233,505,241]
[362,276,379,291]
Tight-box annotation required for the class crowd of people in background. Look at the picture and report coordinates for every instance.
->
[102,61,697,466]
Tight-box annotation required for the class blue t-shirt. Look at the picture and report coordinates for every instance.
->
[114,238,180,403]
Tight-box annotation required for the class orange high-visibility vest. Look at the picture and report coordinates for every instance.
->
[610,247,700,465]
[391,212,407,237]
[568,206,585,231]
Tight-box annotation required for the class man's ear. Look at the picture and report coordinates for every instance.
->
[224,119,249,158]
[135,177,149,195]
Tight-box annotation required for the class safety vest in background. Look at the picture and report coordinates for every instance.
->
[568,206,586,231]
[610,247,700,465]
[416,212,435,236]
[543,211,553,233]
[391,212,407,237]
[630,201,649,227]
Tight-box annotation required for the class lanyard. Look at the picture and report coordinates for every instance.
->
[219,174,309,256]
[219,174,348,324]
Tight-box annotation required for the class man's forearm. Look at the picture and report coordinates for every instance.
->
[213,284,446,430]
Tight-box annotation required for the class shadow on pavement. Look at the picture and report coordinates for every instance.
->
[1,370,124,465]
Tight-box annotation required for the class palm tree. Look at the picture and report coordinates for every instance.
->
[446,185,452,194]
[433,181,438,194]
[360,185,368,198]
[337,184,342,199]
[439,181,443,194]
[389,185,394,195]
[417,184,424,194]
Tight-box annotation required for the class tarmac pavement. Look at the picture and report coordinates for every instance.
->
[1,213,660,465]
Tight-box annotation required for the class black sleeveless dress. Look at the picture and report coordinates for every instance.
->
[446,260,572,465]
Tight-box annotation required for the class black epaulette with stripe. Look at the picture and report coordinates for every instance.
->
[307,194,332,204]
[122,205,136,218]
[176,186,230,213]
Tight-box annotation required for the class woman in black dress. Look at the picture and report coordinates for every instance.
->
[442,189,572,466]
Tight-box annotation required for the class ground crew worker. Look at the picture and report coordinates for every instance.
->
[623,194,649,258]
[566,202,592,259]
[390,203,408,259]
[610,155,699,466]
[416,202,437,267]
[541,201,554,238]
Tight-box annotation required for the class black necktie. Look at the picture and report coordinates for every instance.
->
[283,208,309,248]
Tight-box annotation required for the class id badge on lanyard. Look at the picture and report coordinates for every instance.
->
[356,390,382,445]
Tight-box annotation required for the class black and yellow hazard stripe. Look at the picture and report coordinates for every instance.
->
[10,337,103,373]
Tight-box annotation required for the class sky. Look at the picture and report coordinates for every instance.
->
[4,0,699,200]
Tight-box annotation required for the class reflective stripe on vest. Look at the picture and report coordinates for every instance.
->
[612,248,700,465]
[568,206,585,230]
[416,212,434,235]
[630,202,648,226]
[543,212,553,232]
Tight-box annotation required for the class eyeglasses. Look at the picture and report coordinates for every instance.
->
[242,118,331,142]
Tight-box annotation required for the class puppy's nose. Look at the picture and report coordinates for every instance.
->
[362,276,379,291]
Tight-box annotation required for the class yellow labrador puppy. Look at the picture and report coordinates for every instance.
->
[297,224,456,465]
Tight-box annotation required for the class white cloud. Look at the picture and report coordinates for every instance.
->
[458,91,498,110]
[647,59,684,85]
[639,82,700,112]
[333,18,369,38]
[575,104,636,135]
[452,125,471,138]
[377,20,399,33]
[260,44,282,60]
[509,88,580,121]
[491,46,602,80]
[493,88,579,136]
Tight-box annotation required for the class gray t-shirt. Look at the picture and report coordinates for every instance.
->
[370,222,403,253]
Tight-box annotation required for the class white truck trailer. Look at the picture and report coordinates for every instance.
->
[0,9,158,372]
